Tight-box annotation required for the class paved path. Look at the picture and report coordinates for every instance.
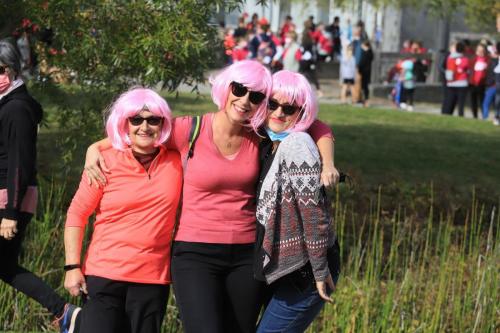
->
[177,73,497,122]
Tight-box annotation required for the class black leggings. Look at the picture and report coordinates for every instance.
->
[401,87,415,106]
[443,86,468,116]
[79,276,169,333]
[361,71,371,100]
[469,85,485,118]
[0,213,66,318]
[171,241,264,333]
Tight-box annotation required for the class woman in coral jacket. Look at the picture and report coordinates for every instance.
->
[63,88,182,333]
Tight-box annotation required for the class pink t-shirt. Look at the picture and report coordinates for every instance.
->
[167,113,333,245]
[168,114,260,244]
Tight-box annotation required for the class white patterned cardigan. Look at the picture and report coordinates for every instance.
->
[256,132,336,284]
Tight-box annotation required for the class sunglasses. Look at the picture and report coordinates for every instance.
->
[230,82,266,105]
[0,66,8,75]
[268,99,301,116]
[128,116,163,126]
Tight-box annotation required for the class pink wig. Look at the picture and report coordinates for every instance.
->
[210,60,272,131]
[253,70,318,132]
[105,87,172,150]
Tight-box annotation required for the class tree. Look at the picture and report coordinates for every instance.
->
[1,0,245,91]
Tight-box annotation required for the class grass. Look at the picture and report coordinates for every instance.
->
[0,85,498,332]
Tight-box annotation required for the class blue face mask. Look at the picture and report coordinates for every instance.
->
[265,127,290,142]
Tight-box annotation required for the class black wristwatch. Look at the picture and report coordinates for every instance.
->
[64,264,81,272]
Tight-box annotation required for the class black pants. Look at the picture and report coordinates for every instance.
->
[443,86,468,116]
[361,71,371,100]
[79,276,169,333]
[171,241,263,333]
[469,85,485,118]
[401,87,415,106]
[0,213,66,318]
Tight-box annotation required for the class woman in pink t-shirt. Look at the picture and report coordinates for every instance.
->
[64,88,182,333]
[84,60,339,332]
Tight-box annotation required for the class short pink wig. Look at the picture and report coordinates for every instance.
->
[105,87,172,150]
[210,60,272,131]
[253,70,318,132]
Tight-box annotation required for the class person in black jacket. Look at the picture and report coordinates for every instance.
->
[0,39,79,333]
[358,40,374,106]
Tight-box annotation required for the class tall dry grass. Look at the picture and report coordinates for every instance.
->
[0,184,498,333]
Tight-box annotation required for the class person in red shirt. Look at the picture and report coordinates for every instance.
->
[469,44,489,118]
[64,88,182,333]
[231,37,250,62]
[443,41,470,116]
[279,15,296,43]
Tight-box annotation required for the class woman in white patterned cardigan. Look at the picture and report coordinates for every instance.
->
[254,70,340,333]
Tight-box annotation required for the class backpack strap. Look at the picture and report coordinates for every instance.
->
[173,115,202,246]
[183,115,202,169]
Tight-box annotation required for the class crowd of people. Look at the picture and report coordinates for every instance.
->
[222,13,374,106]
[1,35,341,333]
[388,37,500,123]
[221,13,500,124]
[439,40,500,124]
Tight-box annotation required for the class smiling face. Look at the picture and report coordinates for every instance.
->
[265,93,302,133]
[224,82,264,124]
[127,110,163,154]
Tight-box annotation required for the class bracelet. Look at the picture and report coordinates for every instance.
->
[64,264,81,272]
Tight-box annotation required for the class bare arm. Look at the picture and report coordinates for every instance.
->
[84,138,112,187]
[316,136,339,188]
[64,226,87,296]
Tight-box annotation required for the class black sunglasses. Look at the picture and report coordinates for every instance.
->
[268,99,301,116]
[128,116,163,126]
[0,66,8,75]
[230,82,266,105]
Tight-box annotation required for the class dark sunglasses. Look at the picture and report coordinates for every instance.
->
[128,116,163,126]
[230,82,266,105]
[0,66,8,75]
[268,99,301,116]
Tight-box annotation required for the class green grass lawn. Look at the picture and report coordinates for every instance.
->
[34,87,500,213]
[165,93,500,212]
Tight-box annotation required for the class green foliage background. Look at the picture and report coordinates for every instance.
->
[1,0,246,91]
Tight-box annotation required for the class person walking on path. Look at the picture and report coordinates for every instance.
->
[339,44,356,103]
[442,41,470,117]
[358,41,374,107]
[0,39,80,333]
[280,31,301,72]
[300,22,323,97]
[399,57,416,111]
[253,70,340,332]
[482,42,500,124]
[64,88,182,333]
[469,44,489,118]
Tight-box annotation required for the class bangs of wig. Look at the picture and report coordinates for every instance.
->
[254,70,318,132]
[210,60,272,131]
[105,87,172,150]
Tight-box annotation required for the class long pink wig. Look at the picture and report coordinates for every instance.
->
[210,60,272,131]
[105,87,172,150]
[253,70,318,132]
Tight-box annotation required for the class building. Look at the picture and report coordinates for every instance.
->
[224,0,493,53]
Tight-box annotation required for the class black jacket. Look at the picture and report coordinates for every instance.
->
[0,84,43,220]
[358,48,374,76]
